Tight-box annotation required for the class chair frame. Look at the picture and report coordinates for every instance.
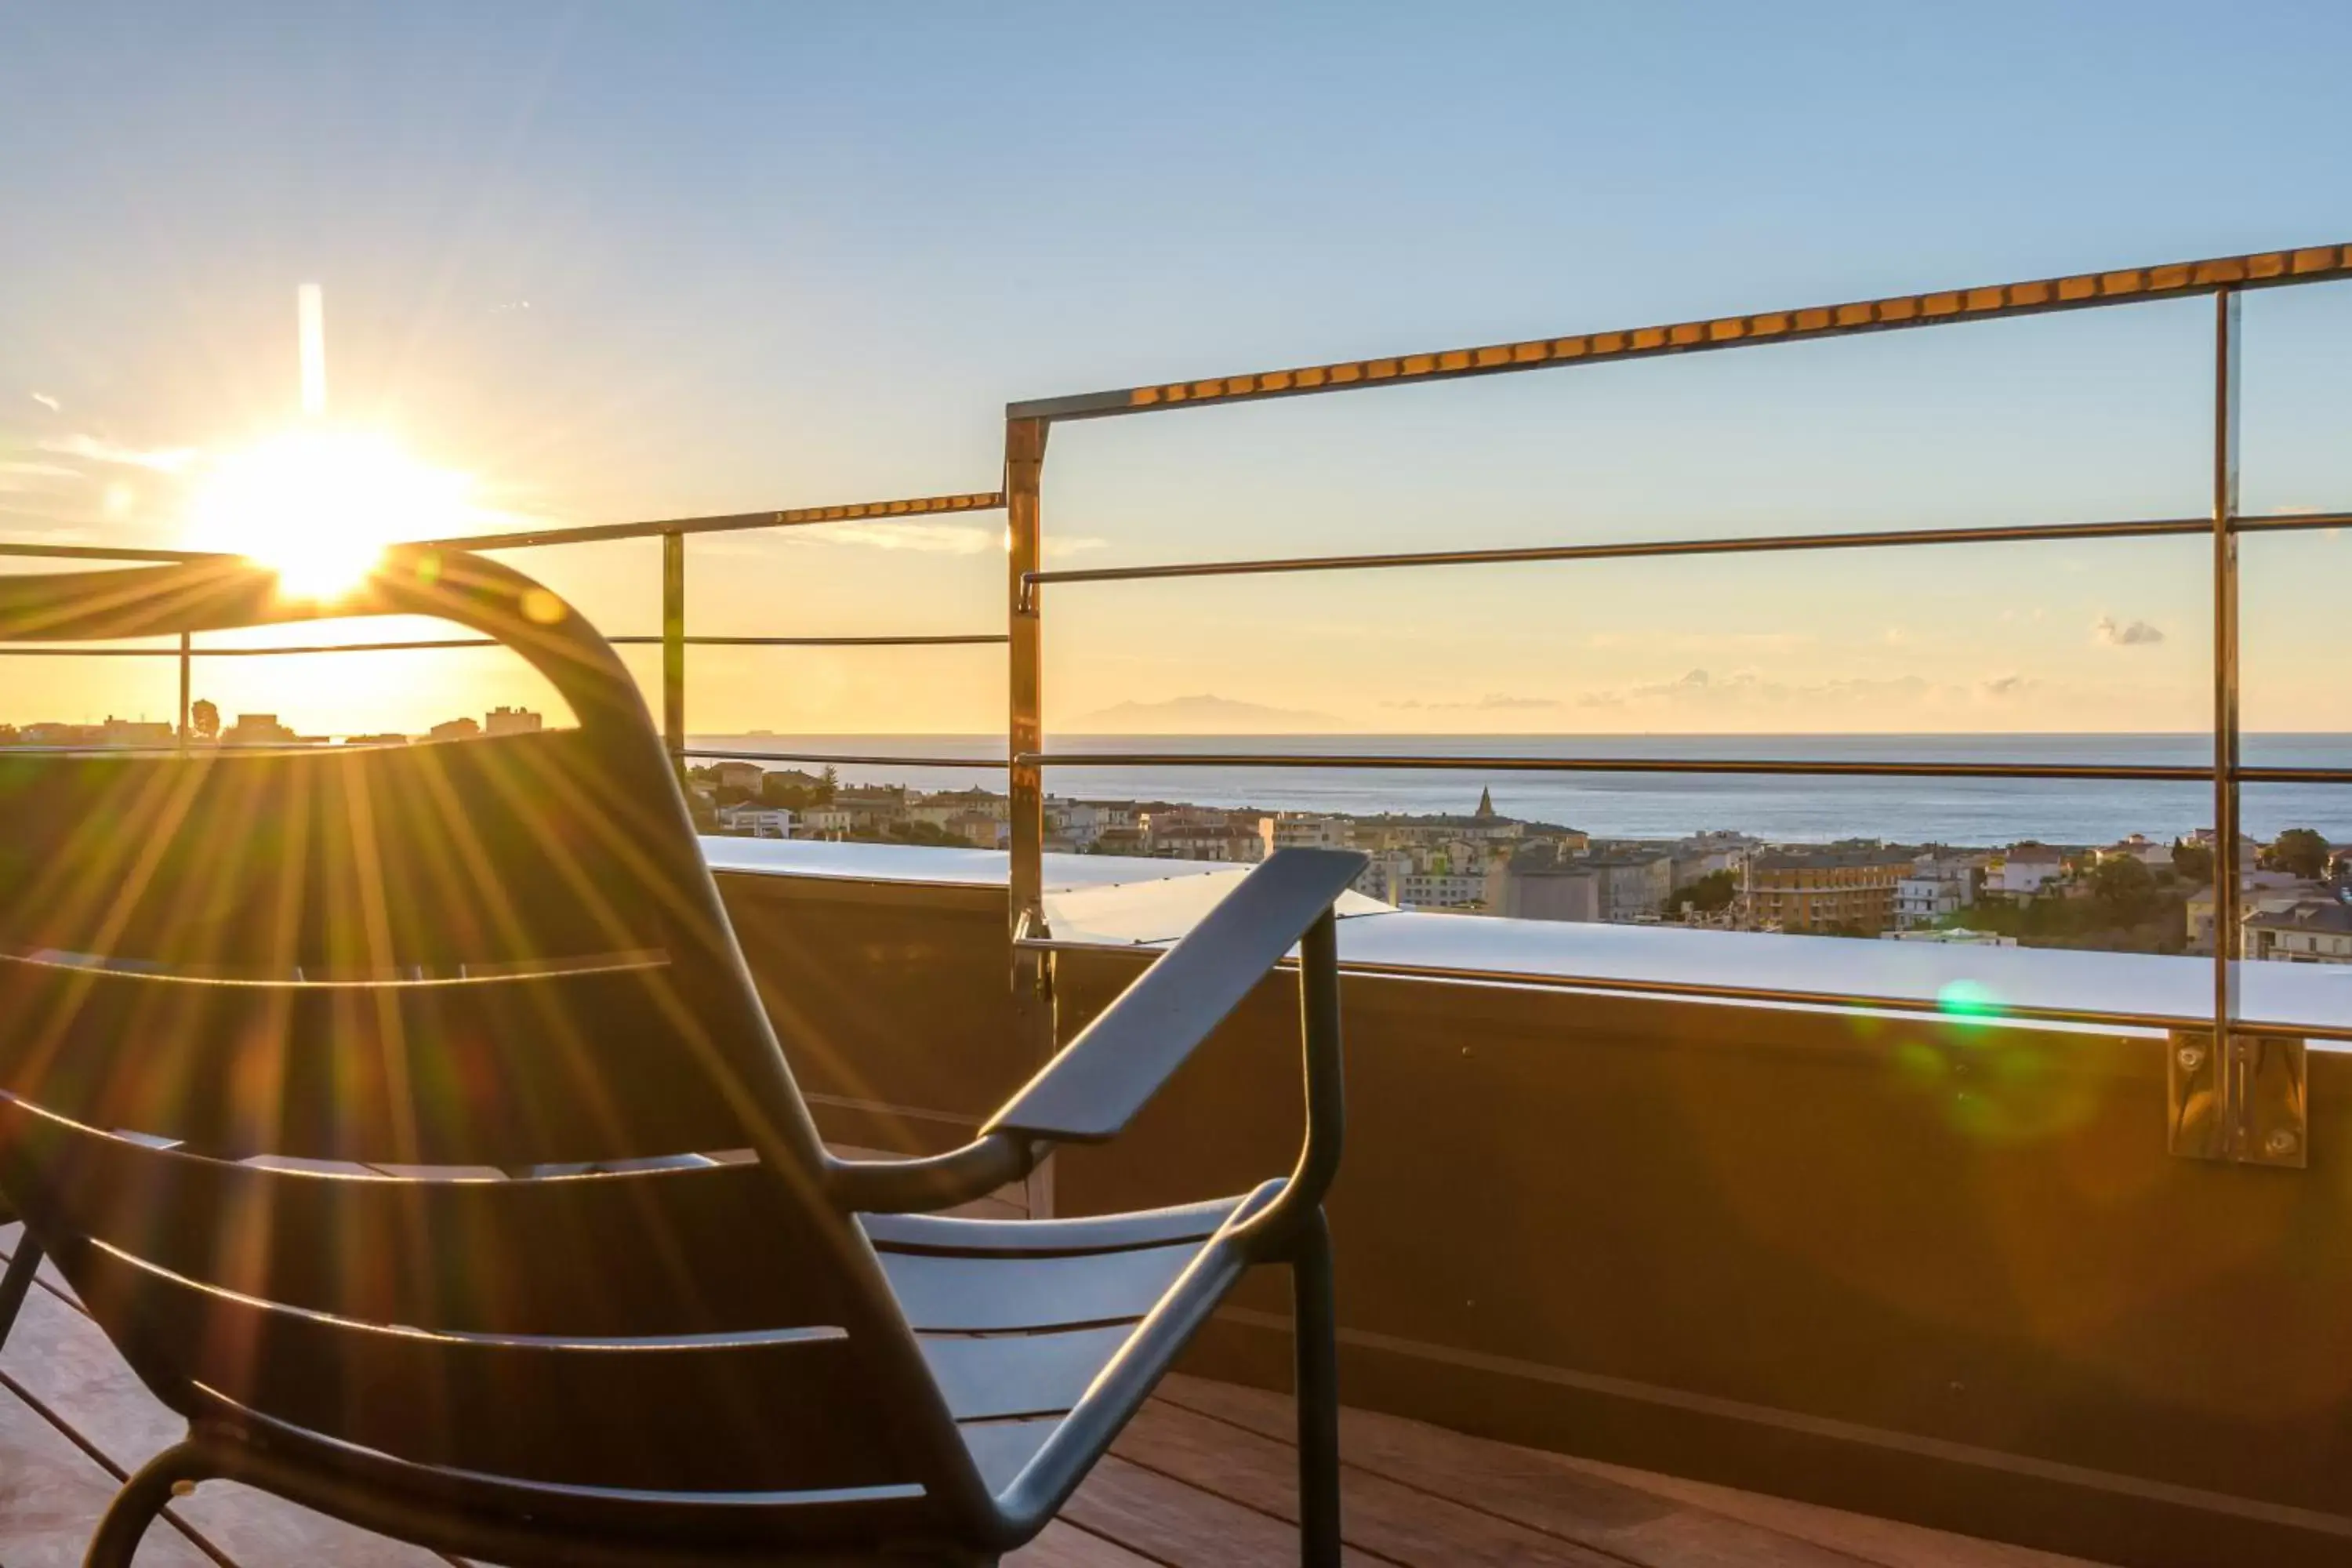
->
[0,549,1360,1568]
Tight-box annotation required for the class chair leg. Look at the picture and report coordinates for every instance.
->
[1292,1207,1341,1568]
[85,1441,207,1568]
[0,1235,42,1352]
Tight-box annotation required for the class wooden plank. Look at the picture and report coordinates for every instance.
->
[1544,1454,2103,1568]
[1062,1452,1392,1568]
[0,1241,452,1568]
[1157,1374,2101,1568]
[0,1374,212,1568]
[1115,1397,1622,1566]
[1007,1518,1164,1567]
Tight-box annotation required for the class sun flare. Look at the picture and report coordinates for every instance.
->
[185,428,474,597]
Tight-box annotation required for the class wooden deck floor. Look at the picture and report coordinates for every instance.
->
[0,1221,2105,1568]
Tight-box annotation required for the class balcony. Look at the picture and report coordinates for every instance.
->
[0,841,2146,1568]
[6,243,2349,1566]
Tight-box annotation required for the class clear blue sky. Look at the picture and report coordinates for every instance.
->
[3,2,2347,734]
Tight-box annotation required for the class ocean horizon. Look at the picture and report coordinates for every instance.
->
[687,731,2352,847]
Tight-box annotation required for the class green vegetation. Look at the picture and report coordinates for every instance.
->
[1661,868,1737,916]
[2266,827,2329,880]
[1943,860,2186,955]
[763,766,838,811]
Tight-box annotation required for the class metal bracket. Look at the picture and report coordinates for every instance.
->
[2169,1029,2306,1168]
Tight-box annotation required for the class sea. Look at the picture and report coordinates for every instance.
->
[688,732,2352,847]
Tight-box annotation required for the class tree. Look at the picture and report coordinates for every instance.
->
[1663,868,1737,916]
[189,699,220,742]
[2269,827,2329,881]
[2172,840,2212,885]
[2089,853,2157,921]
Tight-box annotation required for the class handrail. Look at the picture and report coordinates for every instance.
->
[1014,751,2215,782]
[421,492,1004,552]
[1020,510,2352,608]
[0,492,1010,765]
[1009,242,2352,421]
[0,633,1005,657]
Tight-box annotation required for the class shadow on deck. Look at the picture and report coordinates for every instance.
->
[0,1223,2098,1568]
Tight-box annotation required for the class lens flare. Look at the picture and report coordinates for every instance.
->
[186,429,473,597]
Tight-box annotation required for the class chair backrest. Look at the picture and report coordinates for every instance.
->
[0,551,984,1528]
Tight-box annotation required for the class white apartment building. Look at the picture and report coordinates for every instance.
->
[2245,898,2352,964]
[1896,862,1976,928]
[1587,851,1674,923]
[716,804,794,838]
[1273,814,1356,851]
[1994,844,2066,897]
[799,804,854,837]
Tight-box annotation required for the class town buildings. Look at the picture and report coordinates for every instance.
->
[484,706,543,737]
[1895,860,1979,928]
[1741,844,1915,935]
[715,804,794,838]
[223,713,301,746]
[2243,897,2352,964]
[1484,840,1601,923]
[1992,844,2067,898]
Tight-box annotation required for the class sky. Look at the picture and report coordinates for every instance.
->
[2,2,2349,738]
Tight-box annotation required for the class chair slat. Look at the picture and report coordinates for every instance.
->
[0,735,668,970]
[920,1323,1134,1422]
[0,959,751,1165]
[860,1196,1244,1258]
[73,1237,908,1494]
[878,1244,1199,1334]
[0,1098,847,1338]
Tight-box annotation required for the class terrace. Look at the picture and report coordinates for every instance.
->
[6,245,2352,1566]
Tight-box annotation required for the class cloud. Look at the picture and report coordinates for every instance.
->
[27,391,60,412]
[2092,615,2165,647]
[1980,673,2031,697]
[39,434,198,473]
[1381,693,1561,711]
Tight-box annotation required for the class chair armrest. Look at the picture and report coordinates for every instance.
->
[982,848,1367,1144]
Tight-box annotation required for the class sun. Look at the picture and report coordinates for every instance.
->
[185,427,474,597]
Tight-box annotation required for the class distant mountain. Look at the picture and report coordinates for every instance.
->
[1070,694,1341,733]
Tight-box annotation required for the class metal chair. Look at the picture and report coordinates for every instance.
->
[0,549,1362,1568]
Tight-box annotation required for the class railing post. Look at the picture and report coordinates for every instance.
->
[176,633,191,750]
[2211,289,2242,1114]
[1006,414,1054,1216]
[662,529,686,780]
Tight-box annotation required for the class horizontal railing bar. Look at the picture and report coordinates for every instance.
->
[2235,766,2352,786]
[1024,510,2352,599]
[1010,242,2352,422]
[652,633,1008,648]
[680,748,1007,769]
[1015,935,2347,1043]
[1020,751,2213,782]
[0,633,1005,656]
[0,542,222,563]
[421,492,1006,552]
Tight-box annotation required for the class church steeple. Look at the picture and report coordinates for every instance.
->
[1475,786,1496,819]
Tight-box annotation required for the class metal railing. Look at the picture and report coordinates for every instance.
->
[9,241,2350,1160]
[0,490,1011,770]
[1000,243,2352,1159]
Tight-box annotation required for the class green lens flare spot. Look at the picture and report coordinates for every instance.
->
[1936,978,2002,1024]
